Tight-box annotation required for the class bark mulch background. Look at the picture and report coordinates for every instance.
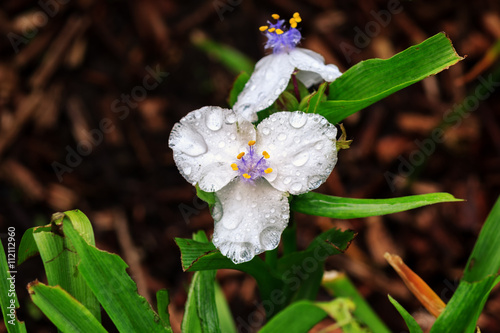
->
[1,0,500,332]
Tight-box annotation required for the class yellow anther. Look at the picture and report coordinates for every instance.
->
[289,18,297,28]
[262,151,270,159]
[264,168,273,174]
[243,173,251,179]
[293,12,302,22]
[259,25,268,32]
[276,29,284,35]
[272,14,280,19]
[231,163,239,171]
[248,140,256,146]
[268,27,276,33]
[237,152,245,159]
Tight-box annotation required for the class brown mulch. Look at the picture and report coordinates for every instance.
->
[1,0,499,332]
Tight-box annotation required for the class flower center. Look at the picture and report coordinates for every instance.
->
[231,140,272,184]
[259,13,302,54]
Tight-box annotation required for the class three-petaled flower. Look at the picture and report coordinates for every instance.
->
[169,106,338,263]
[234,13,342,122]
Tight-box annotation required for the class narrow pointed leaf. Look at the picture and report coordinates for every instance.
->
[156,290,172,332]
[388,295,423,333]
[27,282,107,333]
[291,192,462,219]
[33,212,100,322]
[259,300,327,333]
[17,227,38,265]
[62,219,170,332]
[319,32,462,124]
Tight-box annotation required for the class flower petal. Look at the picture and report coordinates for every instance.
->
[289,48,342,87]
[212,178,289,264]
[169,106,255,192]
[233,53,295,122]
[257,111,337,195]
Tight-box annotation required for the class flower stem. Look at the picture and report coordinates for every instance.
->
[291,74,301,100]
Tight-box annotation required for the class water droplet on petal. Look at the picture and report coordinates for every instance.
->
[315,142,324,150]
[292,151,309,167]
[291,183,302,192]
[262,127,270,135]
[175,128,208,157]
[278,133,287,141]
[218,141,225,148]
[289,111,308,128]
[274,88,281,95]
[293,137,300,144]
[283,177,291,185]
[324,127,336,139]
[234,244,254,263]
[211,200,223,222]
[205,108,223,131]
[225,113,237,124]
[260,227,281,250]
[308,175,324,190]
[183,166,192,175]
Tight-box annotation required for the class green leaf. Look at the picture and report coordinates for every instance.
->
[319,32,462,124]
[17,227,38,265]
[62,219,171,332]
[215,283,237,333]
[430,276,497,333]
[388,295,423,333]
[195,185,216,207]
[174,238,283,316]
[192,34,254,75]
[156,290,172,332]
[0,238,27,332]
[276,91,299,111]
[430,196,500,332]
[259,300,327,333]
[291,192,462,219]
[182,271,203,333]
[33,211,100,322]
[322,272,390,333]
[27,282,107,333]
[191,231,220,333]
[277,228,355,304]
[305,83,328,113]
[228,72,250,108]
[315,298,370,333]
[462,196,500,283]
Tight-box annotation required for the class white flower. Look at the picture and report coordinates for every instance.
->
[233,13,342,122]
[169,106,338,264]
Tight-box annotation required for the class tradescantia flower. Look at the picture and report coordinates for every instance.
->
[233,13,342,122]
[169,106,338,263]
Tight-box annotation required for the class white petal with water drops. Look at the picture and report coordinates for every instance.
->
[212,178,289,264]
[257,111,338,195]
[169,106,256,192]
[289,48,342,87]
[233,53,295,122]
